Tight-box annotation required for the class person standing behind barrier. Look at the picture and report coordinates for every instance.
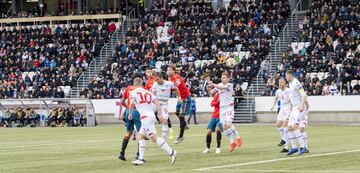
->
[187,96,198,125]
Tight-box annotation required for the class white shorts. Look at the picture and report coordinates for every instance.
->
[139,115,157,137]
[288,109,300,126]
[220,106,234,124]
[160,104,169,120]
[277,108,290,121]
[299,111,309,128]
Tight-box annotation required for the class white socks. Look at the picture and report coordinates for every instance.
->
[283,127,289,149]
[295,129,305,148]
[288,131,297,149]
[162,125,169,140]
[230,125,241,138]
[138,139,146,160]
[278,127,284,141]
[301,131,308,149]
[225,128,234,143]
[156,137,173,156]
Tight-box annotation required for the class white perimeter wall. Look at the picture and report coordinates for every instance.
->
[93,96,360,115]
[91,98,213,114]
[255,96,360,112]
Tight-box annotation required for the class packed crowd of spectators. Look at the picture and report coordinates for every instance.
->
[82,0,290,99]
[264,0,360,96]
[0,4,125,19]
[0,106,87,127]
[0,21,116,99]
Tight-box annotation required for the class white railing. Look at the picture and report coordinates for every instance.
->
[69,9,136,98]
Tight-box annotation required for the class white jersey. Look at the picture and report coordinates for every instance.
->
[130,87,156,117]
[275,87,291,110]
[151,81,175,105]
[217,82,234,107]
[289,78,303,108]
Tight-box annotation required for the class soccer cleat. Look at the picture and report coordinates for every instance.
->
[118,152,126,161]
[168,128,174,140]
[230,142,237,152]
[287,148,299,156]
[280,148,289,153]
[304,148,309,153]
[174,137,184,144]
[215,148,221,154]
[132,159,144,165]
[236,137,242,148]
[203,148,210,153]
[170,151,177,165]
[299,148,307,155]
[278,140,286,146]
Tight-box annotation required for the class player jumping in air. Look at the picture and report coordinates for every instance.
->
[129,77,177,165]
[167,64,192,144]
[118,73,142,161]
[145,68,175,140]
[285,70,308,156]
[271,78,292,152]
[152,70,181,140]
[208,72,242,152]
[203,84,222,154]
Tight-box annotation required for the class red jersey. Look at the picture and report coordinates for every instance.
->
[122,85,136,109]
[145,76,155,90]
[170,74,190,100]
[211,93,220,119]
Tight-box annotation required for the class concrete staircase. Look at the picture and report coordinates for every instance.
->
[233,11,306,123]
[68,16,137,97]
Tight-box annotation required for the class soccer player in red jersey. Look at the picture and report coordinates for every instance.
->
[145,68,155,90]
[167,64,192,144]
[118,73,142,161]
[203,84,222,154]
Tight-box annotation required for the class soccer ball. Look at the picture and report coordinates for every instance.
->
[226,58,236,67]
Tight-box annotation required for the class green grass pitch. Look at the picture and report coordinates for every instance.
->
[1,125,360,173]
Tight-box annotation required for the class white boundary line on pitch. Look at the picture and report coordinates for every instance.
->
[204,170,360,173]
[194,149,360,171]
[0,134,203,150]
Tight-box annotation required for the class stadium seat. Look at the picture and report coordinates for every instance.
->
[28,86,33,92]
[22,72,29,80]
[310,73,317,79]
[156,61,163,69]
[194,60,202,68]
[317,72,325,79]
[241,82,249,91]
[201,60,208,68]
[324,72,330,79]
[28,72,35,79]
[351,80,357,88]
[64,86,71,95]
[336,64,342,71]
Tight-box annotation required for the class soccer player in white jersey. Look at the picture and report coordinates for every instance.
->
[298,99,310,154]
[128,77,177,165]
[271,78,291,152]
[208,72,242,152]
[152,70,181,140]
[285,70,308,156]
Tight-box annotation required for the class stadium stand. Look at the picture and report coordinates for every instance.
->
[263,0,360,96]
[0,21,116,99]
[82,0,290,99]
